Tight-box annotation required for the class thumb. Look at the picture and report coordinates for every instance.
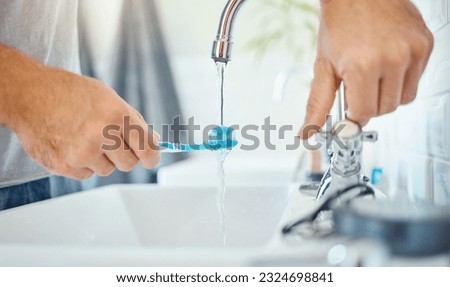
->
[299,58,339,139]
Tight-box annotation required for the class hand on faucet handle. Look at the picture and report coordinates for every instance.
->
[299,0,433,139]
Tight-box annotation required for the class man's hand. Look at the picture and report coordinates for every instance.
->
[0,44,160,179]
[300,0,433,138]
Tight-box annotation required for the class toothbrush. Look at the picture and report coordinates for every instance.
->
[158,140,238,153]
[158,125,238,153]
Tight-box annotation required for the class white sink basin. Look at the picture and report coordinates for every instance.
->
[0,184,292,266]
[0,184,445,266]
[158,150,302,187]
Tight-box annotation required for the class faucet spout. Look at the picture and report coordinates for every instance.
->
[212,0,248,63]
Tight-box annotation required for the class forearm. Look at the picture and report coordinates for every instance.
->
[0,43,45,127]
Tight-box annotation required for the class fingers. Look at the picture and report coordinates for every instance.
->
[378,65,406,115]
[401,67,421,105]
[402,34,433,104]
[300,58,339,139]
[98,110,160,172]
[122,113,160,169]
[70,168,94,180]
[99,122,139,172]
[302,50,426,136]
[105,142,139,172]
[50,167,94,180]
[89,155,116,177]
[344,68,380,126]
[95,110,161,172]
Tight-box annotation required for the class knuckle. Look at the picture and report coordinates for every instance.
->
[118,165,133,173]
[427,31,434,51]
[55,164,72,176]
[117,158,138,172]
[379,105,398,115]
[148,151,161,168]
[140,148,160,169]
[347,110,374,126]
[359,52,380,72]
[415,33,434,56]
[65,157,79,169]
[97,166,115,177]
[345,55,377,75]
[76,170,94,180]
[55,165,93,180]
[67,148,94,168]
[401,93,417,105]
[423,29,434,47]
[388,42,410,66]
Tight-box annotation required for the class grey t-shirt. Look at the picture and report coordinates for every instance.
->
[0,0,81,188]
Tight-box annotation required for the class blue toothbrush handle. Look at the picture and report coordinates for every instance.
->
[158,138,238,153]
[158,142,208,153]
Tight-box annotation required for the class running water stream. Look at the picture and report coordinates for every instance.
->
[215,62,228,245]
[217,62,225,126]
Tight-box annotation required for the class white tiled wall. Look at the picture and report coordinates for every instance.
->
[367,0,450,205]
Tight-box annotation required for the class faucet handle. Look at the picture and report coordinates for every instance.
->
[315,129,330,143]
[315,120,378,200]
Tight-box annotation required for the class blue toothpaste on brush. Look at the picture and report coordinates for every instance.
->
[159,126,238,153]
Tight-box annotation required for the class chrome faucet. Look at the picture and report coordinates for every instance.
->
[316,119,378,200]
[211,0,378,200]
[211,0,248,63]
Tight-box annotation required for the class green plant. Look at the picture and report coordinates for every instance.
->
[245,0,319,62]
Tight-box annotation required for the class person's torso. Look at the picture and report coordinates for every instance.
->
[0,0,80,187]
